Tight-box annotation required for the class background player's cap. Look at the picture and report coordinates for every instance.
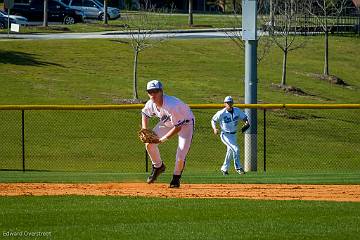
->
[224,96,233,103]
[146,80,163,91]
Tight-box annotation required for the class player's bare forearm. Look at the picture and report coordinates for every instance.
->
[166,126,182,139]
[159,126,182,143]
[211,120,218,134]
[141,114,149,129]
[213,128,219,135]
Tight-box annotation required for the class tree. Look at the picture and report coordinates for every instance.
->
[188,0,193,26]
[305,0,348,76]
[357,1,360,36]
[121,5,172,99]
[104,0,108,24]
[267,0,306,86]
[270,0,275,31]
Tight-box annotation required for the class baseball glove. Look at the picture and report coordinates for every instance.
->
[241,123,250,133]
[138,129,160,143]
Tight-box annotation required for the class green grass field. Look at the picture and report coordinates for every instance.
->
[0,196,359,240]
[0,36,359,181]
[1,171,360,184]
[0,37,359,104]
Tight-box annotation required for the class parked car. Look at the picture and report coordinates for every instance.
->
[8,0,85,24]
[0,10,29,26]
[0,16,16,29]
[60,0,120,20]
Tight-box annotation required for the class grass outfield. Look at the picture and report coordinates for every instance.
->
[0,37,359,178]
[0,196,359,239]
[0,37,359,104]
[1,108,359,175]
[1,171,360,184]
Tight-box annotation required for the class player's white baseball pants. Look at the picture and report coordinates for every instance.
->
[146,120,194,176]
[220,132,243,172]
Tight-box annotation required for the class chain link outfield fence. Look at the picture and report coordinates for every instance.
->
[0,104,359,175]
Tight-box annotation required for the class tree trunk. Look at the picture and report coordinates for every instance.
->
[281,49,288,86]
[133,49,139,99]
[269,0,274,34]
[324,30,329,76]
[43,0,48,27]
[358,8,360,36]
[104,0,108,24]
[290,0,294,16]
[188,0,193,26]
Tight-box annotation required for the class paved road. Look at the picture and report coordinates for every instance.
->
[0,28,262,40]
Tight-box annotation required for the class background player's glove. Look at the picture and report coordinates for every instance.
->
[241,123,250,133]
[138,129,160,143]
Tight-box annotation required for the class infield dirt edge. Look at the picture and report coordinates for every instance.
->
[0,183,359,202]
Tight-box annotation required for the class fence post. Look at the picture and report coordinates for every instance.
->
[357,11,360,37]
[145,149,148,172]
[263,109,266,173]
[21,110,26,172]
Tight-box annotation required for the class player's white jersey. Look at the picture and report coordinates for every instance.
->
[211,107,247,133]
[142,95,194,128]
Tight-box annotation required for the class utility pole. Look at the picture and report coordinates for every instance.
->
[242,0,258,172]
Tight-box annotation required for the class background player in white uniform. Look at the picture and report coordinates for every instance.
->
[211,96,249,175]
[141,80,195,188]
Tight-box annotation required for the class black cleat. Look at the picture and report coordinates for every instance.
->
[221,170,229,176]
[236,168,245,175]
[169,175,181,188]
[147,163,166,184]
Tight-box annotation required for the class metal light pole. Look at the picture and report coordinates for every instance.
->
[242,0,258,172]
[4,0,15,38]
[7,7,10,37]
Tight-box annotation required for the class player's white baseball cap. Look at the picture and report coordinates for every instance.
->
[146,80,163,91]
[224,96,233,103]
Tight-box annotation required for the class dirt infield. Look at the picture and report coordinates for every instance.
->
[1,183,360,202]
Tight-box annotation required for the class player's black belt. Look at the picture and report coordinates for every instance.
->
[223,131,236,134]
[175,119,194,127]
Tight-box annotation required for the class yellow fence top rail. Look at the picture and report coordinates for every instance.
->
[0,104,359,110]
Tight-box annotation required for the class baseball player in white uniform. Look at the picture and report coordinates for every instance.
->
[141,80,195,188]
[211,96,249,175]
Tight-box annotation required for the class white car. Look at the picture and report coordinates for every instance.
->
[0,10,29,26]
[60,0,120,20]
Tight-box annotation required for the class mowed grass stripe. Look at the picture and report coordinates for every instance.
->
[0,196,359,239]
[1,171,360,184]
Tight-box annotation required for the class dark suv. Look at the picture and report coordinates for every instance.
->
[0,16,16,29]
[10,0,85,24]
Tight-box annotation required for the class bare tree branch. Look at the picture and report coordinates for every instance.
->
[305,0,348,75]
[121,5,173,99]
[266,0,307,86]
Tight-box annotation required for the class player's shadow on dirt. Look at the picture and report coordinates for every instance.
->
[0,50,64,67]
